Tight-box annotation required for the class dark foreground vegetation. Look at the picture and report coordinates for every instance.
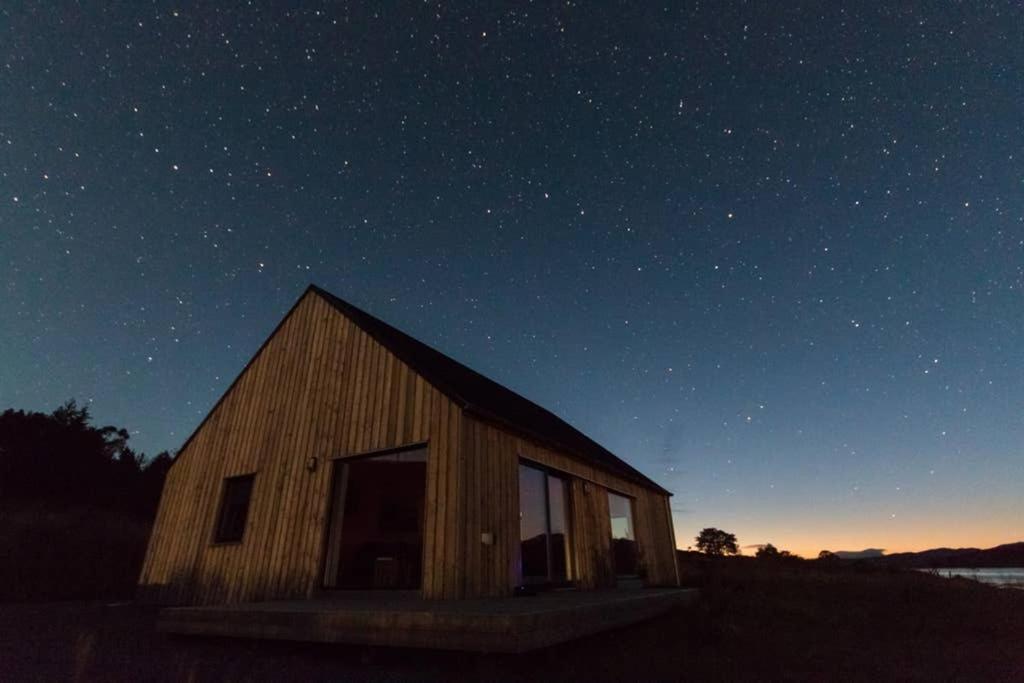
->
[0,402,169,601]
[2,402,1022,680]
[3,556,1023,682]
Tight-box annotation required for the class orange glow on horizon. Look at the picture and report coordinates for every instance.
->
[676,523,1022,560]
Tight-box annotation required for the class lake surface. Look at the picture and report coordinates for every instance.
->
[919,567,1024,589]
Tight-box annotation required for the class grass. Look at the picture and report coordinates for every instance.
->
[660,557,1024,680]
[2,557,1023,681]
[0,503,151,602]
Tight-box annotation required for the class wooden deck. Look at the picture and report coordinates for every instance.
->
[159,588,696,653]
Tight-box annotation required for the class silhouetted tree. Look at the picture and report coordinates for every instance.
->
[757,543,797,559]
[140,451,173,508]
[695,527,739,556]
[0,400,170,517]
[52,398,85,429]
[0,401,175,601]
[818,550,839,561]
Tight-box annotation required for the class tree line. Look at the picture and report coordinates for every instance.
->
[0,400,171,518]
[0,401,175,601]
[693,527,838,560]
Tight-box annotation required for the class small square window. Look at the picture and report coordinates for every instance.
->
[214,474,255,543]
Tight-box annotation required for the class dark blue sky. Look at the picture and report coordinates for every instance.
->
[3,2,1022,555]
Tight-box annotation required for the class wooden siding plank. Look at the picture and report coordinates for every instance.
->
[250,297,316,601]
[392,360,408,445]
[342,327,366,456]
[225,296,286,602]
[234,297,304,603]
[425,387,446,598]
[445,401,462,598]
[291,296,336,594]
[354,328,378,453]
[274,296,331,596]
[267,299,316,597]
[332,319,359,459]
[301,308,348,595]
[210,308,281,602]
[463,418,477,597]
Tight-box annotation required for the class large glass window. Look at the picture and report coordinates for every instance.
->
[608,491,638,576]
[519,465,549,579]
[519,463,571,584]
[547,475,570,580]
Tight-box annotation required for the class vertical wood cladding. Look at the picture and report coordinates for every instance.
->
[459,415,679,595]
[139,292,464,603]
[139,289,677,605]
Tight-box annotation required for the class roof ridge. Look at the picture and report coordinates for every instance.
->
[309,284,670,495]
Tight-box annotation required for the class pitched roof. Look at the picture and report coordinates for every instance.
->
[310,285,670,495]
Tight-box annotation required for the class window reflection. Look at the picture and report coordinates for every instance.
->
[519,464,548,580]
[548,475,570,581]
[608,491,638,576]
[519,463,572,584]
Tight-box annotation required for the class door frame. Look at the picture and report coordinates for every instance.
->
[320,442,428,590]
[517,459,575,586]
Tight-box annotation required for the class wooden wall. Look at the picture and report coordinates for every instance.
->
[459,415,679,595]
[138,291,465,604]
[569,477,615,589]
[139,289,677,606]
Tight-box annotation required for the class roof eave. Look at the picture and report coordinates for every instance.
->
[461,403,673,497]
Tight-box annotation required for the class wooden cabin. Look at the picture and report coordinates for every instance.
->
[138,285,678,605]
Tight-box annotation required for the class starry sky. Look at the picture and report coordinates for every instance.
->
[3,3,1022,557]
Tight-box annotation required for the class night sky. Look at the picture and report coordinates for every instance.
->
[3,3,1022,557]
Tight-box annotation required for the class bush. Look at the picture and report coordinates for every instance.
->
[0,503,153,602]
[0,402,170,602]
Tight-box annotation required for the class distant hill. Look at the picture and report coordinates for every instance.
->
[868,542,1024,568]
[833,549,885,560]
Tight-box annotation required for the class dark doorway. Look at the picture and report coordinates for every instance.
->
[323,447,427,589]
[518,462,571,585]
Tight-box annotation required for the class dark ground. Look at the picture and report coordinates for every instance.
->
[0,504,151,603]
[3,561,1023,682]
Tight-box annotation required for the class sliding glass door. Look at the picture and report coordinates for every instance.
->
[518,463,571,584]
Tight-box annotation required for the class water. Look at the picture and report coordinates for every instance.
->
[919,567,1024,589]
